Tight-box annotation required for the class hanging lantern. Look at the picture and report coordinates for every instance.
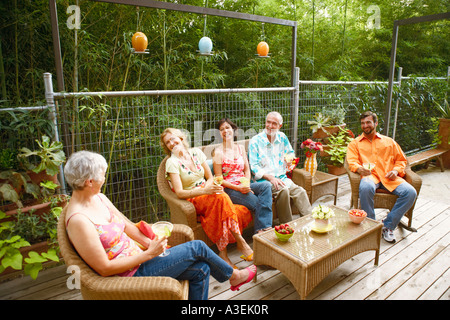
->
[198,36,213,55]
[132,32,148,53]
[257,41,269,57]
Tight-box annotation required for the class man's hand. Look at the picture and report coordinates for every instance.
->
[385,170,398,180]
[356,166,371,177]
[264,174,285,190]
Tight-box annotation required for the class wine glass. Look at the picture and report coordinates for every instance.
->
[362,163,375,180]
[363,163,376,170]
[213,174,224,194]
[152,221,173,257]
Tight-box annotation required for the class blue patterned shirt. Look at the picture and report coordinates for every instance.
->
[248,130,295,185]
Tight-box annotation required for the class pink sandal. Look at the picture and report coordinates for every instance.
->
[230,265,257,291]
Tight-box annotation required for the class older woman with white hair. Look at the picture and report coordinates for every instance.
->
[63,150,256,300]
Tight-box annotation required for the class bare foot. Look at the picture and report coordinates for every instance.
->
[234,234,253,258]
[219,250,235,268]
[237,243,253,259]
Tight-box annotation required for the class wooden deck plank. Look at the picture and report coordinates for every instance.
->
[312,201,449,300]
[387,245,450,300]
[419,268,450,300]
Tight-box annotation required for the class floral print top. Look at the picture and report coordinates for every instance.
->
[165,148,207,190]
[66,195,142,277]
[220,145,246,185]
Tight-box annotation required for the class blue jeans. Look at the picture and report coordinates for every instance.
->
[133,240,234,300]
[224,181,273,233]
[359,178,417,230]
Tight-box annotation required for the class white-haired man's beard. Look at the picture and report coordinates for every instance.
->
[265,127,278,138]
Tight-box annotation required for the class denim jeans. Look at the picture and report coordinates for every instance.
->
[133,240,234,300]
[359,178,417,230]
[224,181,273,232]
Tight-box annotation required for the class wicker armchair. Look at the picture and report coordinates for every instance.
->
[344,157,422,232]
[157,140,314,243]
[57,206,193,300]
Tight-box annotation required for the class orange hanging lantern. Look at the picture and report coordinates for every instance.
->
[257,41,269,57]
[132,32,148,52]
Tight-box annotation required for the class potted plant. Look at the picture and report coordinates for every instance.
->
[0,135,67,280]
[321,127,354,176]
[0,135,66,209]
[0,205,62,280]
[309,107,347,140]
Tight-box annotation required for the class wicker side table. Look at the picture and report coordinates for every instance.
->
[309,171,339,204]
[253,206,382,299]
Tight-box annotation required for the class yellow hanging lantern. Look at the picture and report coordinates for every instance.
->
[132,32,148,52]
[257,41,269,57]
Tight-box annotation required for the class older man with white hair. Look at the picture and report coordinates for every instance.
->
[248,112,312,223]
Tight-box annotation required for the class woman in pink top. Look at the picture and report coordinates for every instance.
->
[63,150,256,299]
[213,119,273,239]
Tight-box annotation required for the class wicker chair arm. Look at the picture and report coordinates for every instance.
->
[404,168,422,193]
[169,223,195,246]
[291,168,312,195]
[80,271,188,300]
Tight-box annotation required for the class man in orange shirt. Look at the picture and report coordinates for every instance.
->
[347,111,417,243]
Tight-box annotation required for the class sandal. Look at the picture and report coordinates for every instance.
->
[230,265,257,291]
[240,253,253,261]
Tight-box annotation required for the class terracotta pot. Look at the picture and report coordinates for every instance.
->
[312,124,346,140]
[320,144,330,157]
[326,164,346,176]
[27,171,59,185]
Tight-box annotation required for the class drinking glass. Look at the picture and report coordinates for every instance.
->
[213,174,224,194]
[152,221,173,257]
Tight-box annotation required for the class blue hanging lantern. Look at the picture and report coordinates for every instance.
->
[198,36,213,55]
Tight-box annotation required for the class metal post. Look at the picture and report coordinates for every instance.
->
[292,67,300,153]
[392,67,402,140]
[384,21,399,137]
[44,73,66,193]
[48,0,65,92]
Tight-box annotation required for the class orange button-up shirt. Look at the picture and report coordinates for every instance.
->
[346,132,407,192]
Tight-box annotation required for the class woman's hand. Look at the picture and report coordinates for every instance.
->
[145,236,168,258]
[237,185,253,194]
[204,183,223,194]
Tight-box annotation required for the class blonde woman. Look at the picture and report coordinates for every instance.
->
[160,128,254,268]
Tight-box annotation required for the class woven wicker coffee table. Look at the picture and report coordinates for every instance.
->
[253,205,382,299]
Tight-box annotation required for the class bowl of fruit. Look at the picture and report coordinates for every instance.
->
[274,223,295,241]
[348,209,367,224]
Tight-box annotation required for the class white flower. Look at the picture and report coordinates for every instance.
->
[312,205,335,220]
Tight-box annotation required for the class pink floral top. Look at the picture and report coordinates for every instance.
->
[221,145,246,185]
[66,195,142,277]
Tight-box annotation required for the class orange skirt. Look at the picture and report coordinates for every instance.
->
[188,192,252,251]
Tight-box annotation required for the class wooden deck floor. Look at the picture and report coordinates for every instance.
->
[1,166,449,300]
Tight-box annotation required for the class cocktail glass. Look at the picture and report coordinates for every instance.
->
[240,177,250,187]
[213,174,224,194]
[152,221,173,257]
[363,163,376,171]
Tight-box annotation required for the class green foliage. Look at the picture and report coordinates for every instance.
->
[322,127,354,167]
[18,135,66,176]
[0,205,61,280]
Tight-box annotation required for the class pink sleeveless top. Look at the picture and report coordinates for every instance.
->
[66,196,142,277]
[222,145,246,185]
